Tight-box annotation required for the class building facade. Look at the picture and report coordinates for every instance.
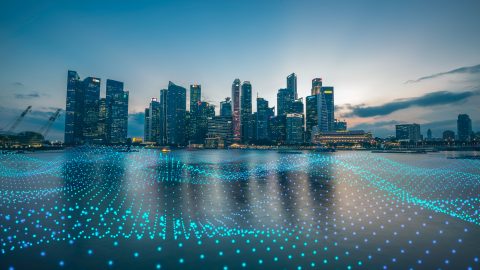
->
[286,113,304,144]
[240,81,253,143]
[287,73,297,100]
[165,82,186,146]
[232,79,241,143]
[457,114,473,141]
[396,124,421,142]
[220,97,232,117]
[106,79,129,144]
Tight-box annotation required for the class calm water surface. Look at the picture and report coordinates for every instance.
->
[0,148,479,269]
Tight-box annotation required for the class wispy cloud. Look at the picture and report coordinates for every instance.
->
[342,90,480,118]
[14,91,41,99]
[12,82,24,87]
[405,64,480,84]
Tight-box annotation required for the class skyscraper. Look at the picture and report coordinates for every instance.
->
[81,77,101,144]
[232,79,241,143]
[106,79,129,144]
[334,119,347,131]
[159,89,168,145]
[291,98,304,114]
[220,97,232,117]
[311,78,322,95]
[317,90,328,132]
[206,116,233,148]
[240,81,252,143]
[97,98,107,142]
[189,84,202,142]
[256,97,272,141]
[166,82,186,146]
[191,101,215,144]
[286,113,304,144]
[189,84,201,112]
[277,88,294,116]
[287,73,297,100]
[396,124,421,142]
[305,95,318,142]
[321,86,335,131]
[457,114,473,141]
[144,98,160,143]
[65,70,81,145]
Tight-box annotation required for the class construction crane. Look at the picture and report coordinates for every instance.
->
[39,109,62,137]
[7,105,32,133]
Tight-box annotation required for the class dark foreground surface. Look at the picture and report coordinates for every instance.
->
[0,148,479,269]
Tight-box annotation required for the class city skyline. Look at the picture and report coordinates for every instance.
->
[1,0,480,140]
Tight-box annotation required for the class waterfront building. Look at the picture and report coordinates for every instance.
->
[311,78,322,95]
[286,113,304,144]
[64,70,81,145]
[191,101,215,144]
[232,79,241,142]
[255,97,273,141]
[277,88,294,116]
[334,119,347,131]
[396,124,421,142]
[64,71,101,145]
[220,97,232,117]
[442,130,455,141]
[240,81,253,143]
[144,98,160,143]
[158,89,168,145]
[269,115,286,144]
[189,84,202,142]
[426,129,432,140]
[97,98,107,143]
[320,86,335,131]
[205,116,233,148]
[312,130,372,145]
[189,84,201,112]
[291,98,304,114]
[106,79,129,144]
[82,77,101,144]
[165,82,186,146]
[305,95,318,142]
[287,73,297,100]
[457,114,473,142]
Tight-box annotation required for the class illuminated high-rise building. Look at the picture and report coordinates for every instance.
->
[277,88,294,116]
[106,79,129,144]
[144,98,160,143]
[189,84,202,142]
[165,82,186,145]
[240,81,253,143]
[65,70,81,145]
[286,113,304,144]
[256,97,273,141]
[311,78,322,95]
[457,114,473,141]
[231,79,241,142]
[220,97,232,117]
[287,73,297,99]
[305,95,318,142]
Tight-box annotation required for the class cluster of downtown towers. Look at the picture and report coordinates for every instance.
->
[64,70,340,146]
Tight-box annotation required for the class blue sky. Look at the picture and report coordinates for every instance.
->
[1,0,480,140]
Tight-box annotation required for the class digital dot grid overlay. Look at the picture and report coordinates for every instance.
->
[0,148,479,269]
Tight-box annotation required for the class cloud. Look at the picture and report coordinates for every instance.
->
[405,64,480,84]
[343,90,480,118]
[12,82,24,87]
[14,91,41,99]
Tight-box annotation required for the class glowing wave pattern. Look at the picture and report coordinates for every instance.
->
[0,148,479,269]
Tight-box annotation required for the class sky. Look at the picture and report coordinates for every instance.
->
[1,0,480,140]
